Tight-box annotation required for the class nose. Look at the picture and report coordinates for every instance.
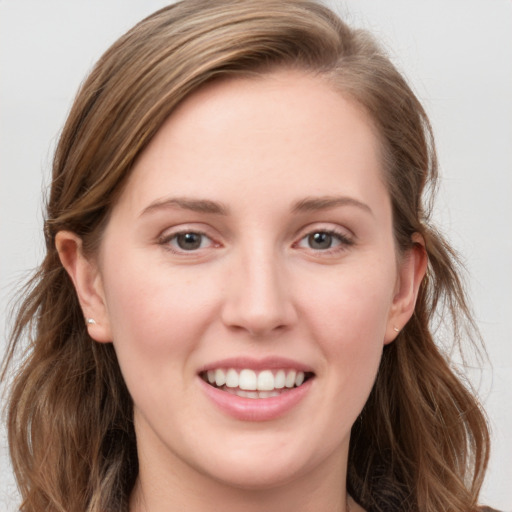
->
[220,247,297,337]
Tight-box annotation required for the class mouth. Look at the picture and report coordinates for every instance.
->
[199,368,315,399]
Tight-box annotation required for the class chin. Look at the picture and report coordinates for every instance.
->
[189,436,329,492]
[207,461,305,491]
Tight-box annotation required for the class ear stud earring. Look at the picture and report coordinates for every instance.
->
[86,318,96,325]
[393,327,400,333]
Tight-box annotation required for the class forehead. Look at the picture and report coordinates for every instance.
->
[117,69,386,217]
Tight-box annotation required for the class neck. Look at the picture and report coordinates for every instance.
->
[130,480,353,512]
[130,446,353,512]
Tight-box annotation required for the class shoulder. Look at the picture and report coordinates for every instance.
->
[480,507,504,512]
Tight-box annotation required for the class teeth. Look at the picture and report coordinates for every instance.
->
[224,388,285,399]
[215,369,226,387]
[205,368,307,392]
[239,369,257,390]
[274,370,285,389]
[285,370,296,388]
[257,370,275,391]
[225,369,238,388]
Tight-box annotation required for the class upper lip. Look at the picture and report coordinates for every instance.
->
[197,356,314,374]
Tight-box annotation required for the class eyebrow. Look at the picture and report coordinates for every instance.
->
[291,195,374,216]
[140,197,229,217]
[140,194,373,218]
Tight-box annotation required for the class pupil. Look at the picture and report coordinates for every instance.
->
[177,233,202,250]
[309,232,332,249]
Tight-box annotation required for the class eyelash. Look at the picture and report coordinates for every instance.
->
[158,230,216,254]
[158,228,354,255]
[295,228,354,255]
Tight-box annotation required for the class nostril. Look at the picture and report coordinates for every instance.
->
[219,267,298,336]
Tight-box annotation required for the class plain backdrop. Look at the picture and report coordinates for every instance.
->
[1,1,511,510]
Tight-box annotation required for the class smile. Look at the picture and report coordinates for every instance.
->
[200,368,313,399]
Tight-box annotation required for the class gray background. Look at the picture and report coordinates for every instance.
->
[1,1,511,510]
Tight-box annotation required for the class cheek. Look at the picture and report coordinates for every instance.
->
[103,250,211,341]
[304,260,396,345]
[99,254,218,389]
[321,288,388,382]
[100,267,219,426]
[301,263,395,404]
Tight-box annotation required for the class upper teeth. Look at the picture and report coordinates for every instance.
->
[205,368,305,391]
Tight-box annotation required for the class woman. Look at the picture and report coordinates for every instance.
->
[1,1,497,510]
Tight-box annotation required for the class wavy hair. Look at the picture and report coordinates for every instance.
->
[2,1,489,511]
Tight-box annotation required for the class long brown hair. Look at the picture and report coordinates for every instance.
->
[1,1,489,511]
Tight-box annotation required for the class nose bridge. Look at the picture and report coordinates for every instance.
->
[221,239,295,336]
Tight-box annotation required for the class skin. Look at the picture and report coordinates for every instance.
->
[57,70,426,512]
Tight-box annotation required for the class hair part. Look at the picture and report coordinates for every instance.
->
[2,1,489,511]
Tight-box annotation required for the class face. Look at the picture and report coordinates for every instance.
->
[78,70,421,494]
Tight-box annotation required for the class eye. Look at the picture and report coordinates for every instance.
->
[296,229,353,252]
[175,232,206,250]
[305,232,339,250]
[160,231,214,253]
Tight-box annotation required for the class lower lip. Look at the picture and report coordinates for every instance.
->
[199,378,313,422]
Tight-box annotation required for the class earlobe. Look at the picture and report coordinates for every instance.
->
[385,234,428,344]
[55,231,112,343]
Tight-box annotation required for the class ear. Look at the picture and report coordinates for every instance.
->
[384,234,428,344]
[55,231,112,343]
